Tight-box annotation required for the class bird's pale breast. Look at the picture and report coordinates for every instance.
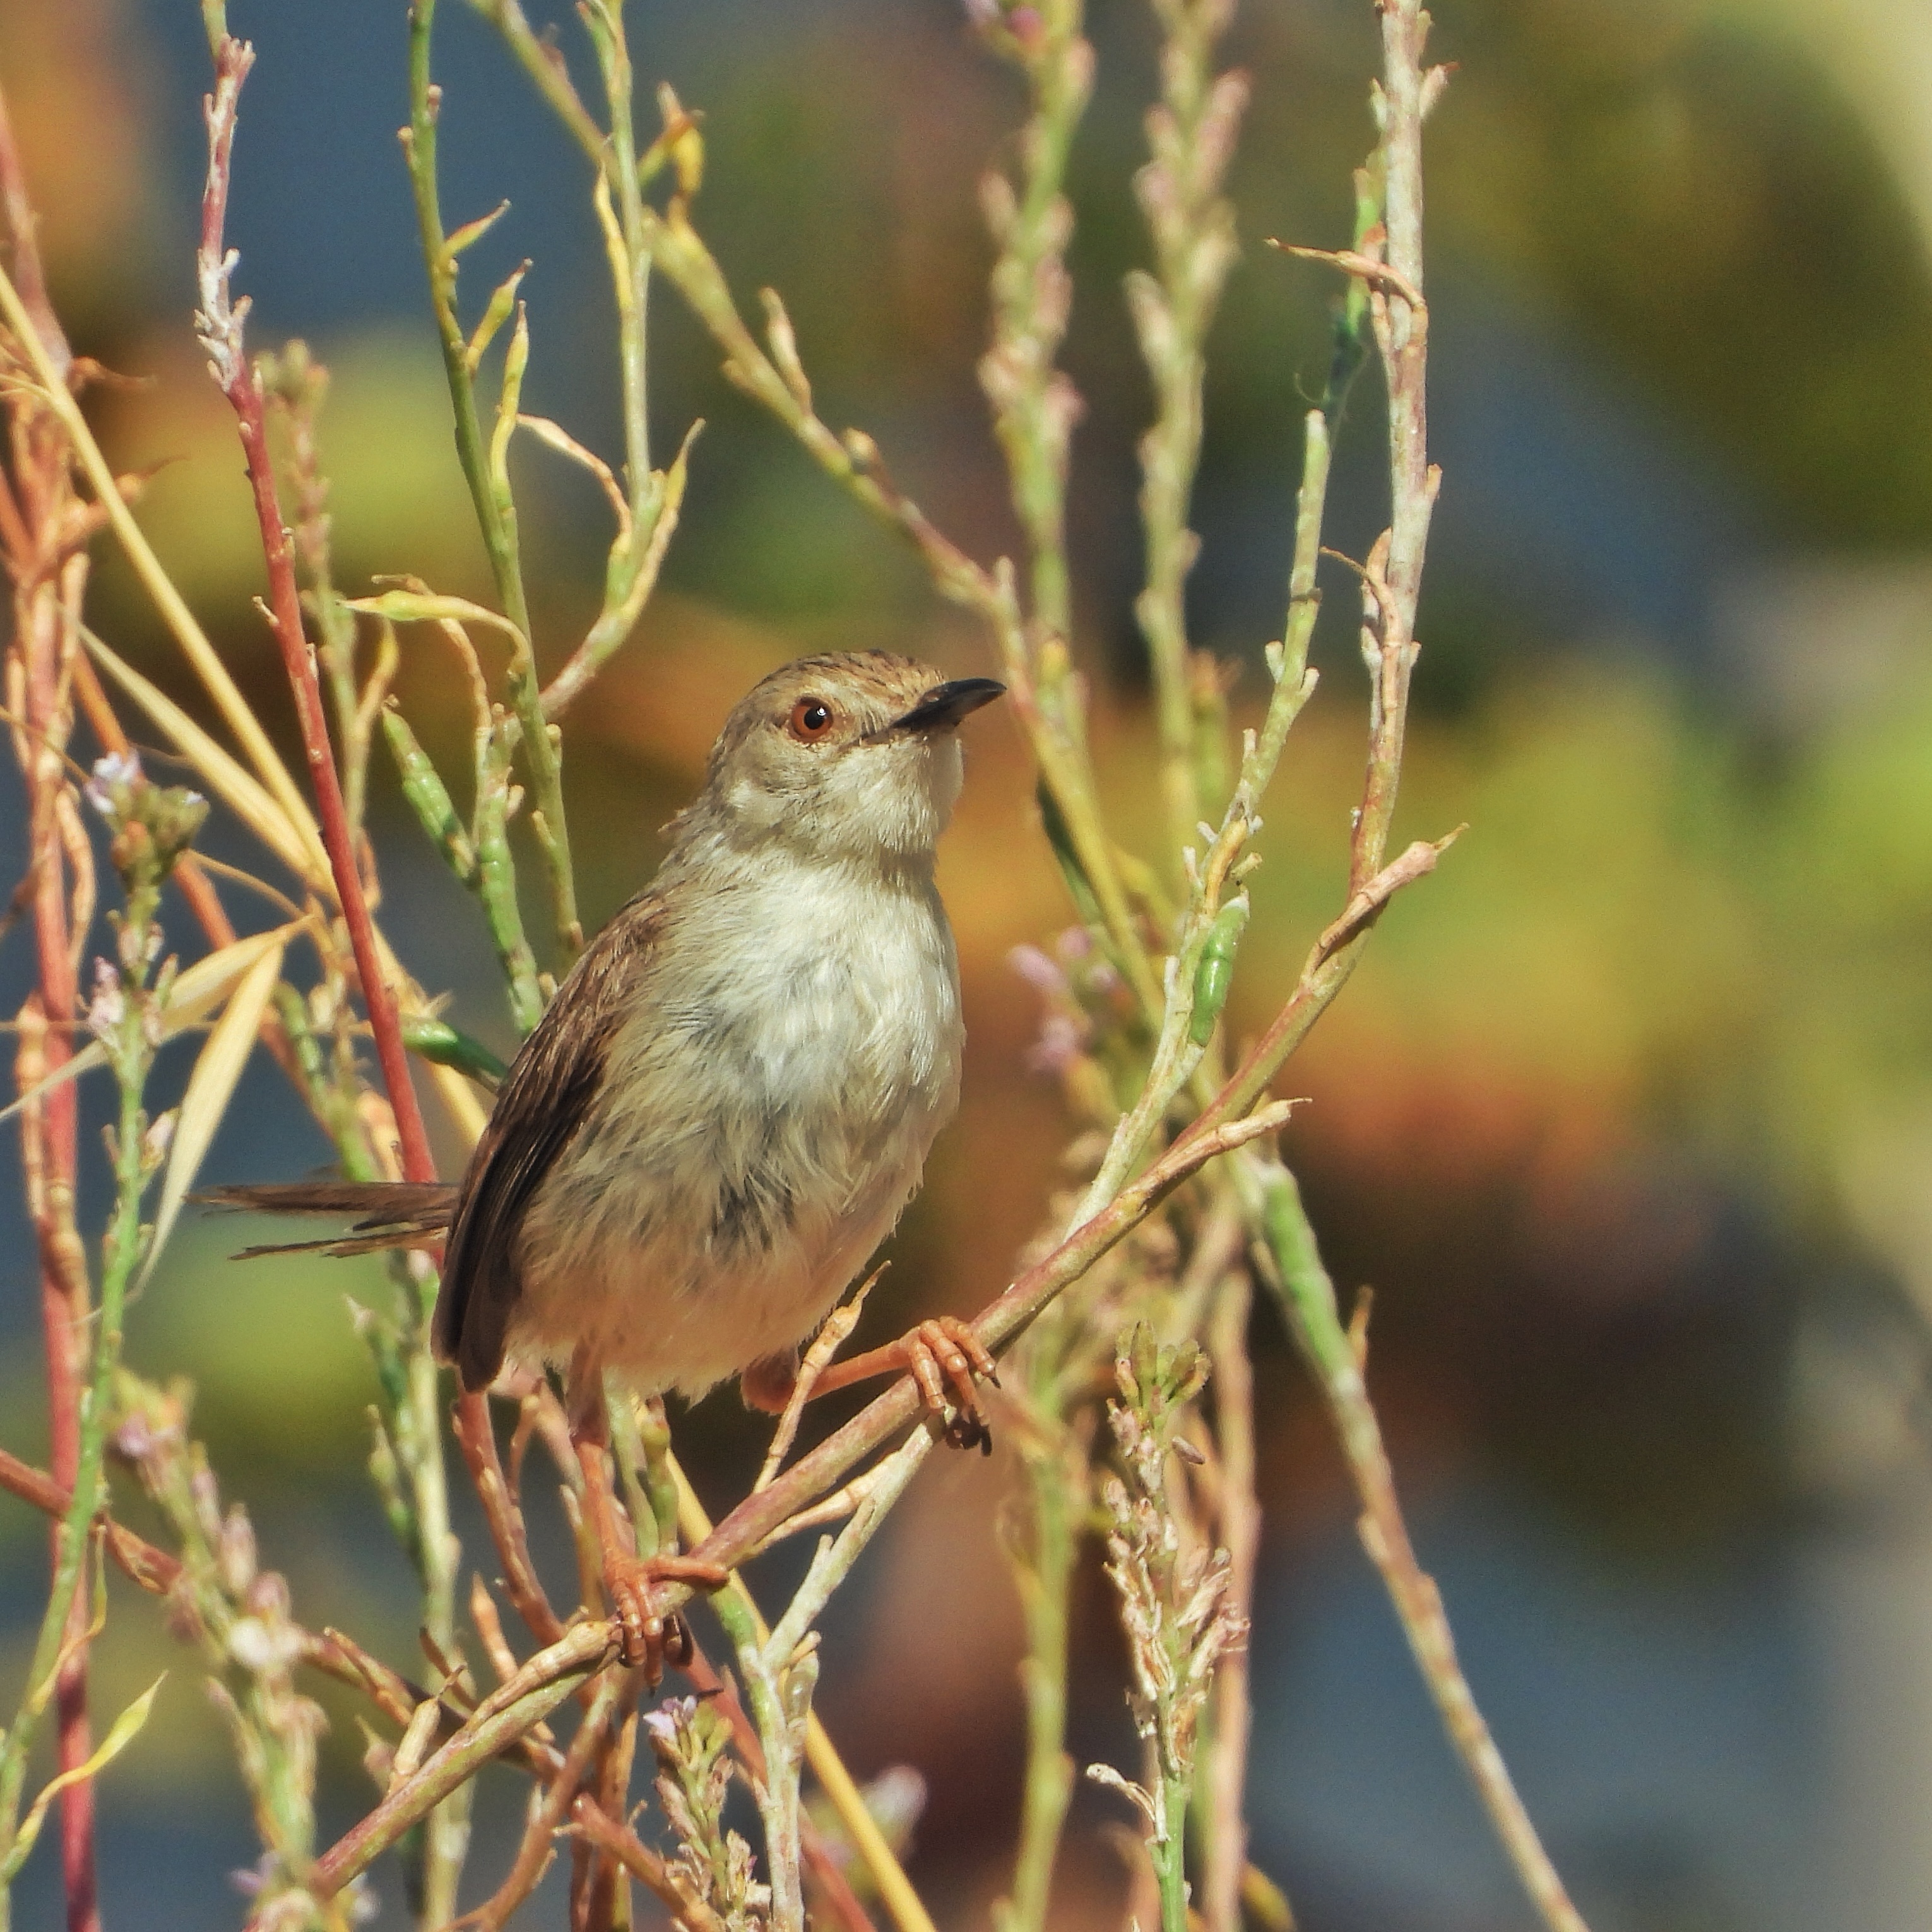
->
[509,854,963,1396]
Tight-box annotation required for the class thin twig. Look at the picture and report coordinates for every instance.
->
[756,1269,880,1492]
[684,1102,1290,1584]
[0,78,100,1929]
[193,35,437,1194]
[308,1623,614,1902]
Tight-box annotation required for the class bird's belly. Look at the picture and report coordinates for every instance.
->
[509,878,961,1397]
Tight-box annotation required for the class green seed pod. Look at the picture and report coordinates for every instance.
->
[400,1014,509,1087]
[381,706,477,884]
[1189,892,1250,1045]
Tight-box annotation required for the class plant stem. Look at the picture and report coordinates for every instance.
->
[0,85,100,1930]
[195,33,437,1194]
[998,1431,1079,1932]
[1200,1269,1258,1932]
[1130,0,1247,862]
[403,0,579,959]
[687,1102,1289,1581]
[1252,1159,1588,1932]
[0,857,163,1918]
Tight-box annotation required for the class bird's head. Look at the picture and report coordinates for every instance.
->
[701,652,1004,865]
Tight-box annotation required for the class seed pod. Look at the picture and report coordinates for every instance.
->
[382,705,476,883]
[1189,892,1250,1045]
[400,1014,509,1087]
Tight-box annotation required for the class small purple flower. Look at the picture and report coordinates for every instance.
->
[85,960,124,1041]
[1025,1013,1084,1076]
[1007,943,1065,999]
[83,750,143,819]
[643,1695,697,1747]
[229,1853,275,1897]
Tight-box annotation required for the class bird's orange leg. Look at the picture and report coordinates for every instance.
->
[803,1317,1000,1452]
[567,1354,726,1679]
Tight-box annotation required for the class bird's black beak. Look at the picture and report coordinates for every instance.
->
[887,679,1006,735]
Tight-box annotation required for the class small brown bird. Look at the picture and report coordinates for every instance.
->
[218,651,1004,1669]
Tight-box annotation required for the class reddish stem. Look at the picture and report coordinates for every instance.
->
[196,36,437,1191]
[1,74,101,1932]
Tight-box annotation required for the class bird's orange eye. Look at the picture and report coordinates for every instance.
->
[788,697,834,742]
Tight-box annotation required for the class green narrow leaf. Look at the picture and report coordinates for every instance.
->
[381,706,477,884]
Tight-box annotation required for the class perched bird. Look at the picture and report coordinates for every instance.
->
[216,651,1004,1669]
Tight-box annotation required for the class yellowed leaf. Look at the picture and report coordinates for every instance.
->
[2,1676,165,1881]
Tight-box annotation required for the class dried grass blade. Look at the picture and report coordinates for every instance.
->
[1,923,300,1127]
[81,630,329,886]
[0,261,317,840]
[138,935,286,1286]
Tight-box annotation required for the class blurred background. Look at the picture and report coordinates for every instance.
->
[6,0,1932,1926]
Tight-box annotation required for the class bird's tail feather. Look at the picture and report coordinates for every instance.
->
[198,1181,458,1259]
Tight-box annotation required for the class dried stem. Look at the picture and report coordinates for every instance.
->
[685,1102,1289,1582]
[0,76,100,1932]
[308,1623,614,1902]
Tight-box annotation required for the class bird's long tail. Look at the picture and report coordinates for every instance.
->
[199,1182,458,1258]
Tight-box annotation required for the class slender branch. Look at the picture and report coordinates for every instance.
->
[463,1667,630,1930]
[1253,1159,1587,1932]
[0,81,100,1931]
[0,1450,179,1596]
[672,1466,914,1932]
[0,778,181,1919]
[402,0,580,959]
[308,1623,613,1901]
[1130,0,1247,860]
[687,1101,1290,1581]
[193,34,437,1192]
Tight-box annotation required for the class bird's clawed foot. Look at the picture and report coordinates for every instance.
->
[602,1551,728,1683]
[782,1312,1001,1450]
[897,1316,999,1453]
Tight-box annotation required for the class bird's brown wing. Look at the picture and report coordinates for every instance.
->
[434,897,661,1392]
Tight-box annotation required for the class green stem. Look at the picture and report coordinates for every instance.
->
[1130,0,1245,865]
[403,1259,469,1924]
[998,1440,1079,1932]
[404,0,578,962]
[582,0,652,508]
[1153,1771,1190,1932]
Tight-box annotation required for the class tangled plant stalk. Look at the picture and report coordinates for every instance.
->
[1087,1329,1248,1932]
[0,1,1597,1929]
